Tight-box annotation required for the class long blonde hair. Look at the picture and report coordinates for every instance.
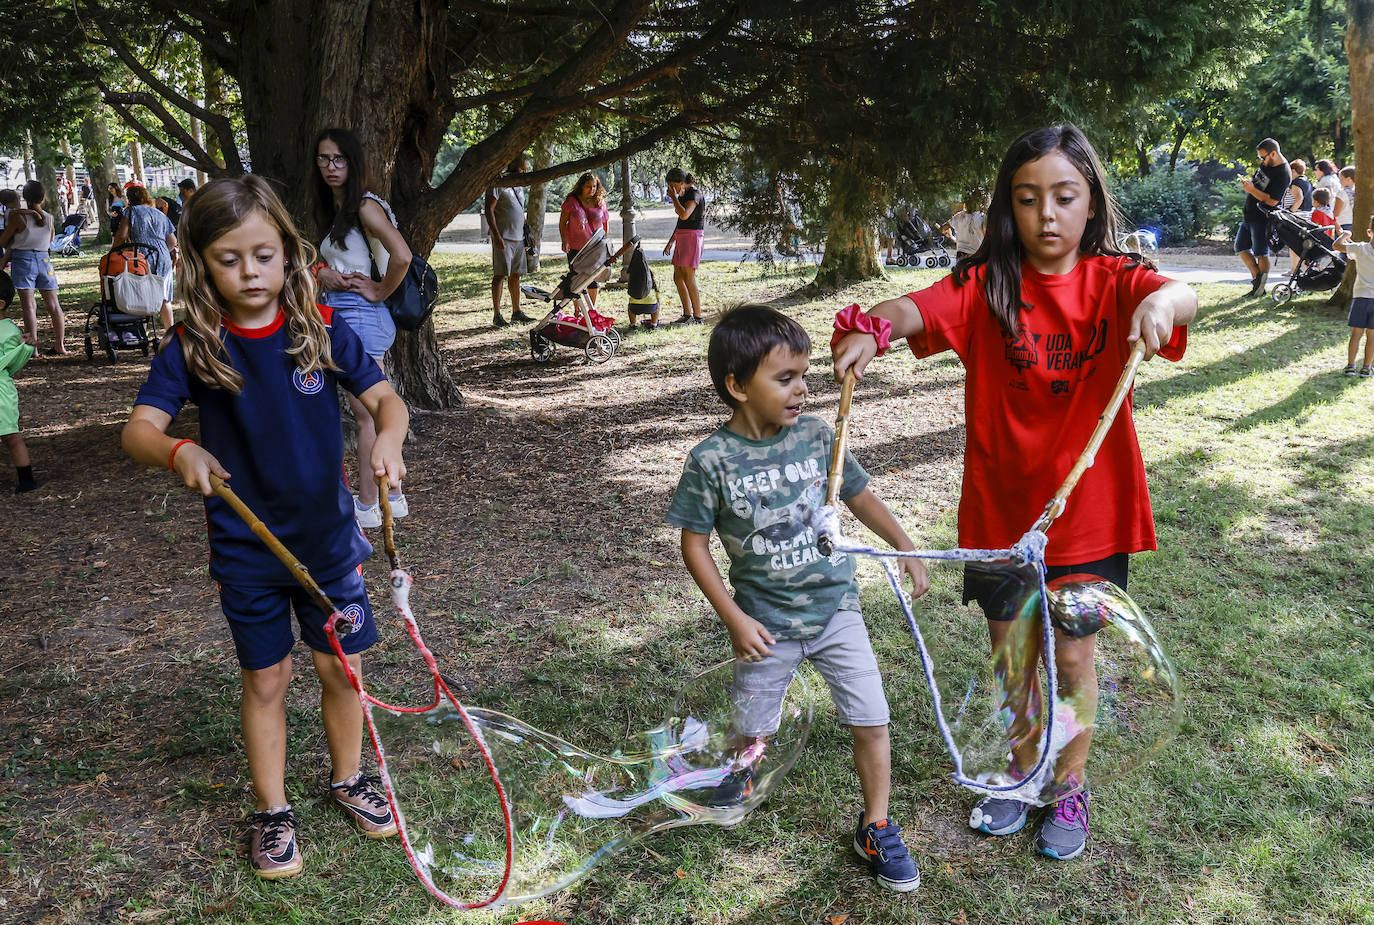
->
[177,175,336,392]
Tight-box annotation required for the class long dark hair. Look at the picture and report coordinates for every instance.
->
[954,124,1129,338]
[21,181,47,225]
[311,127,369,249]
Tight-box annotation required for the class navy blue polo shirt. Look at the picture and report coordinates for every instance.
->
[136,306,386,586]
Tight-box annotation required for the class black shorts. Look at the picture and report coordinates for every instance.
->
[962,552,1129,622]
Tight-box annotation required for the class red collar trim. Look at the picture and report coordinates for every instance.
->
[222,310,285,339]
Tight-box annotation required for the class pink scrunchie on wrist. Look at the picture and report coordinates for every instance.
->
[831,303,893,356]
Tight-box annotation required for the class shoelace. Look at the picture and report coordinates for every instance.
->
[338,774,389,810]
[1050,792,1089,833]
[252,808,295,854]
[867,821,910,863]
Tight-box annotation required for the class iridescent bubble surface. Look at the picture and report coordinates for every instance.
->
[367,660,812,908]
[912,563,1180,806]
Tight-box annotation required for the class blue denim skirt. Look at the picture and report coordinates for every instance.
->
[10,249,57,290]
[320,289,396,361]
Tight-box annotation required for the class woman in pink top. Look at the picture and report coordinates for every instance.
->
[559,173,610,304]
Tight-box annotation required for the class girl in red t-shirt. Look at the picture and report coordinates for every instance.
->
[832,124,1197,860]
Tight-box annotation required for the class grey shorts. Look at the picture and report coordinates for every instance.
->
[732,609,889,735]
[493,237,528,277]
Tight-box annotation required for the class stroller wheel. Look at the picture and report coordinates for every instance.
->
[605,326,622,351]
[1272,283,1294,304]
[895,255,907,267]
[84,336,94,362]
[937,254,951,267]
[530,332,556,362]
[585,333,614,364]
[924,256,938,268]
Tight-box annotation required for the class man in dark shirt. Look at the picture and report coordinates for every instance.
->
[1236,138,1291,297]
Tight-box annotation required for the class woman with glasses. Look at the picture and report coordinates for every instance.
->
[310,127,413,528]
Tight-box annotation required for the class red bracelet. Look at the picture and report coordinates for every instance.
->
[831,303,893,356]
[168,439,194,471]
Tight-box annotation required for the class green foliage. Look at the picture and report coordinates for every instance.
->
[1113,163,1210,245]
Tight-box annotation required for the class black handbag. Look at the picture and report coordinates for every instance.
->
[370,252,439,332]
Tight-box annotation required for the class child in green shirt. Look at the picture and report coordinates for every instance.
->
[665,304,929,892]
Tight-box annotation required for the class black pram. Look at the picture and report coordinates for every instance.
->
[1267,209,1347,304]
[893,211,951,268]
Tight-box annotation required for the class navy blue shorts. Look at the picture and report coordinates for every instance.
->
[1349,297,1374,329]
[219,567,377,670]
[962,553,1129,625]
[1234,220,1272,257]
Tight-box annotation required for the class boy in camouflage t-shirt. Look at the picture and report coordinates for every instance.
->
[665,305,930,893]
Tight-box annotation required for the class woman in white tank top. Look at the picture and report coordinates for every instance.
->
[0,181,66,354]
[311,128,414,526]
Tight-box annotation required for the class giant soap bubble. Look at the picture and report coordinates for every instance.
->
[354,609,814,909]
[898,556,1181,807]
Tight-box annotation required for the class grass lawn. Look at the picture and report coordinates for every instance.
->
[3,251,1372,924]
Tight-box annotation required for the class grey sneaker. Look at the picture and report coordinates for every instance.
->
[248,806,303,879]
[1036,783,1090,860]
[354,497,382,529]
[969,795,1031,836]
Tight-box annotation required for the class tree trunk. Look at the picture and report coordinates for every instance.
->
[1330,0,1374,310]
[202,53,228,174]
[129,139,145,183]
[60,138,76,186]
[1168,124,1188,173]
[22,132,33,180]
[80,111,119,246]
[813,154,884,291]
[230,0,463,408]
[33,136,60,215]
[1136,143,1151,178]
[525,134,554,272]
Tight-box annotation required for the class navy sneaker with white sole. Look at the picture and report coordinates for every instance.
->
[969,794,1032,836]
[852,812,921,892]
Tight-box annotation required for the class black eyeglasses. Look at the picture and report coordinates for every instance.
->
[316,154,348,168]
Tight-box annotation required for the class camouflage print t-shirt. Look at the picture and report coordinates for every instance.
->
[665,415,869,640]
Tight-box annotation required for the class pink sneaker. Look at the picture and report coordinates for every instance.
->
[248,806,303,879]
[330,772,398,838]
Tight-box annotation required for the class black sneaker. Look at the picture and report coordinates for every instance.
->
[511,310,535,323]
[690,316,705,325]
[1248,275,1266,297]
[492,314,510,328]
[853,812,921,892]
[706,766,756,807]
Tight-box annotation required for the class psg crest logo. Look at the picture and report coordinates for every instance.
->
[340,603,365,636]
[293,368,325,395]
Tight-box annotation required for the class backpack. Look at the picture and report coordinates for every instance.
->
[161,196,182,226]
[360,193,439,331]
[627,243,656,300]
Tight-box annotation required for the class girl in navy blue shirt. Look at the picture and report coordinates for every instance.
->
[123,176,409,880]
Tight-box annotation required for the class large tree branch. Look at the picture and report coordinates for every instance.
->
[102,88,240,175]
[450,3,740,115]
[496,107,738,187]
[104,99,217,174]
[450,0,594,17]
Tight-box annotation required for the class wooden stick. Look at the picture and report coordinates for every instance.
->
[209,473,340,617]
[825,369,858,508]
[1032,340,1148,534]
[377,474,401,571]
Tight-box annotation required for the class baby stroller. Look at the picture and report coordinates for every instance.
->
[1267,209,1348,304]
[49,213,87,257]
[83,243,164,361]
[520,228,636,363]
[893,211,952,268]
